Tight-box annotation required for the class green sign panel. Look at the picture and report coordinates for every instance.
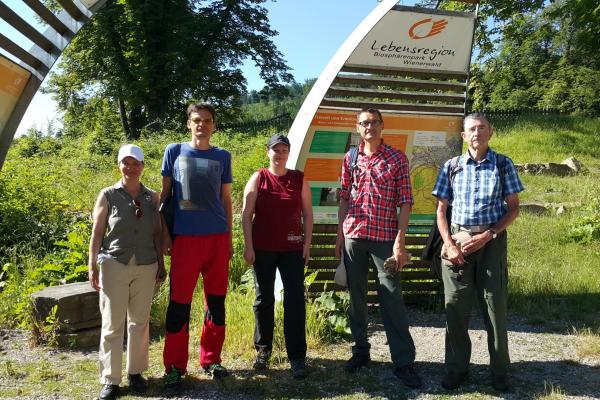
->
[309,131,350,153]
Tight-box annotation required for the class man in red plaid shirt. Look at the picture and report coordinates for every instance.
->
[335,108,421,388]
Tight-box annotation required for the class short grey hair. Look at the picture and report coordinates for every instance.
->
[463,112,492,131]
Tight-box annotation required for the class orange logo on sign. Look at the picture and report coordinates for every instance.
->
[408,18,448,39]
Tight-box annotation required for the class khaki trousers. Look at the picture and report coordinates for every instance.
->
[99,256,157,384]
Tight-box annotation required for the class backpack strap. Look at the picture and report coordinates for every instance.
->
[348,146,359,185]
[448,155,462,188]
[496,153,507,195]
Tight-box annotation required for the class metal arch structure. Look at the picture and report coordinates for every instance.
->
[287,0,479,224]
[288,0,479,169]
[0,0,108,170]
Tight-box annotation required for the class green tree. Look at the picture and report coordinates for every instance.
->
[45,0,292,139]
[468,1,600,115]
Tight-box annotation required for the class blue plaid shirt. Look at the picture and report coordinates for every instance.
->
[432,149,524,226]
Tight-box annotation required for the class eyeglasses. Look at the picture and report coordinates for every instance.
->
[357,120,382,128]
[189,117,214,124]
[133,199,143,219]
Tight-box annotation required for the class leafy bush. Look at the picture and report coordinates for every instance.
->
[568,198,600,244]
[0,161,74,258]
[310,290,351,337]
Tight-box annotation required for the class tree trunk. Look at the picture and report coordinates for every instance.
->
[118,98,132,139]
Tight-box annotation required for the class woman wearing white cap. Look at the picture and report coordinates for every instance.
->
[88,144,166,400]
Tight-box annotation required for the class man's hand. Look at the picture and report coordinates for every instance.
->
[442,242,465,265]
[392,245,411,272]
[88,265,100,291]
[461,232,491,254]
[162,234,172,257]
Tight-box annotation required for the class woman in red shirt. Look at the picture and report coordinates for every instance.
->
[241,134,313,379]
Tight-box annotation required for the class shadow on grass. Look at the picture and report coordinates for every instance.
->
[134,357,599,400]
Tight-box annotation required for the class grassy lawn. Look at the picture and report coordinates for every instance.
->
[1,115,600,399]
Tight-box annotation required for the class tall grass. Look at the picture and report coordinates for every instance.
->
[489,115,600,329]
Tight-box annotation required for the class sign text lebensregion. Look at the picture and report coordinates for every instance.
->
[346,10,475,73]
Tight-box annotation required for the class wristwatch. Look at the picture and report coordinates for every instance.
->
[488,229,498,239]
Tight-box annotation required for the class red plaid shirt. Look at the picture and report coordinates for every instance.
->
[339,141,413,242]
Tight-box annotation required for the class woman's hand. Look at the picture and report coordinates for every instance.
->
[88,265,100,291]
[243,246,255,265]
[156,265,167,284]
[303,242,311,264]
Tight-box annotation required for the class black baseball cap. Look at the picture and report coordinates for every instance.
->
[267,134,290,148]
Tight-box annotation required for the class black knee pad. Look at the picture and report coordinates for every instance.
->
[205,294,226,326]
[165,301,191,333]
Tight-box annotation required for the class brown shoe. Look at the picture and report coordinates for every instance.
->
[441,371,468,390]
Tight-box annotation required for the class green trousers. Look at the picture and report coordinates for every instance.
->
[344,238,416,367]
[441,230,510,376]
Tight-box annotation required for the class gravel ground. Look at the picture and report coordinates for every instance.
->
[1,307,599,399]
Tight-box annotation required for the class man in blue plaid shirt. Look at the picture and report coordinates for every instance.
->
[432,113,524,392]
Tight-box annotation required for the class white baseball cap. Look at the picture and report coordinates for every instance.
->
[117,144,144,163]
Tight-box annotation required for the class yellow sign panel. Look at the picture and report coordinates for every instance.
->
[0,56,31,135]
[298,109,462,221]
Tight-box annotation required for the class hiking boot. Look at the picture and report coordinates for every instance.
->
[491,373,510,392]
[99,384,119,400]
[163,366,183,390]
[441,371,468,390]
[290,359,308,380]
[127,373,147,393]
[203,363,229,380]
[253,352,270,371]
[344,353,370,373]
[393,363,423,388]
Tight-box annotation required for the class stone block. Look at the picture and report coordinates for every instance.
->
[520,203,549,215]
[561,157,582,173]
[57,327,101,348]
[544,163,574,176]
[31,282,100,333]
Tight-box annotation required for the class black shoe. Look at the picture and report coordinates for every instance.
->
[491,374,510,392]
[393,363,423,389]
[344,353,370,373]
[99,384,119,400]
[203,363,229,380]
[441,371,468,390]
[253,352,270,371]
[291,359,308,380]
[127,373,147,393]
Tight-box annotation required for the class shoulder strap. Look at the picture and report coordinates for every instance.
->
[169,143,183,196]
[496,153,507,192]
[448,155,461,188]
[349,146,359,171]
[348,146,359,184]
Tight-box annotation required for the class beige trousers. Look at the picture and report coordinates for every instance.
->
[98,256,157,384]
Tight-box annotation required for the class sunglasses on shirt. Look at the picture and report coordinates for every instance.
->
[133,199,143,219]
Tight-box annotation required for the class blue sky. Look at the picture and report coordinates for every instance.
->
[10,0,421,134]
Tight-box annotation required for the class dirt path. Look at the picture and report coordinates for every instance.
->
[1,308,599,399]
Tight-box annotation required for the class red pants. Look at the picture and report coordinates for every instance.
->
[163,233,229,373]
